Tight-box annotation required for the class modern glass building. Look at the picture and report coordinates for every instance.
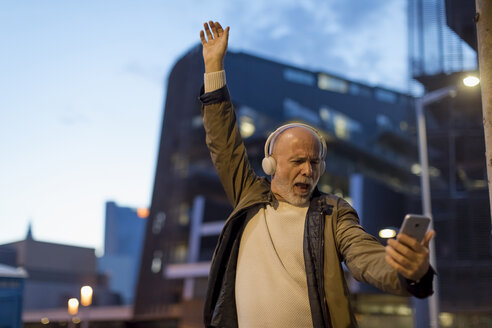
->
[98,201,147,305]
[134,45,424,326]
[408,0,492,325]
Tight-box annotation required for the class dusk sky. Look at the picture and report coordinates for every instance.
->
[0,0,409,255]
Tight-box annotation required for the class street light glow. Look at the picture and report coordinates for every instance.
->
[379,228,397,239]
[463,76,480,87]
[68,298,79,315]
[80,285,93,306]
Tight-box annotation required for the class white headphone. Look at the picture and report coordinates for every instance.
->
[261,123,327,175]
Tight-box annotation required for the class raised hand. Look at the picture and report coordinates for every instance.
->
[385,229,435,282]
[200,21,230,73]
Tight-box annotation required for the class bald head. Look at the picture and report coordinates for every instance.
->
[271,127,322,159]
[270,126,323,206]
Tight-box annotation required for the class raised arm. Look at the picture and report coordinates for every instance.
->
[199,21,260,207]
[200,21,230,73]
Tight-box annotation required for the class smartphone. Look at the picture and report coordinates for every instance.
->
[399,214,431,243]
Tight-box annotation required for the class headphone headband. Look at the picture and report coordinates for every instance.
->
[263,123,327,159]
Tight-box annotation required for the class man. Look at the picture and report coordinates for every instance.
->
[199,20,435,328]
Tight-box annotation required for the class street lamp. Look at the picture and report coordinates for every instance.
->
[80,286,93,328]
[81,286,93,306]
[67,298,78,316]
[68,298,79,328]
[379,227,397,239]
[414,76,479,328]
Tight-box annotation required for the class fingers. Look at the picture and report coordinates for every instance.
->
[386,237,430,281]
[389,236,420,256]
[386,241,414,268]
[200,30,206,46]
[423,229,435,248]
[215,22,224,37]
[385,254,411,278]
[200,21,229,44]
[204,22,213,41]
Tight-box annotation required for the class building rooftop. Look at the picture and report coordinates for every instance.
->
[0,263,28,278]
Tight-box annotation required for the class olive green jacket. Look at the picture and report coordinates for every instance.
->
[200,86,433,328]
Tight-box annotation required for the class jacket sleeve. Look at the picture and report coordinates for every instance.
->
[335,198,434,298]
[199,85,259,207]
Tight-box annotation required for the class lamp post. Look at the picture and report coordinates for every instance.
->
[80,286,93,328]
[68,298,79,328]
[413,76,479,328]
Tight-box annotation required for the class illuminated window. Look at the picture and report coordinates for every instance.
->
[318,73,348,93]
[152,212,166,234]
[151,250,163,273]
[239,116,255,138]
[283,68,315,86]
[172,244,188,263]
[320,106,362,140]
[334,116,349,139]
[179,203,190,226]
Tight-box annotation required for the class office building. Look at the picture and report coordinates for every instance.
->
[0,226,117,311]
[408,0,492,322]
[98,201,147,305]
[0,264,27,328]
[134,45,423,327]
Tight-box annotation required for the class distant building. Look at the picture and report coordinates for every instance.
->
[97,201,147,305]
[0,226,117,311]
[134,46,421,327]
[409,0,492,320]
[0,264,27,328]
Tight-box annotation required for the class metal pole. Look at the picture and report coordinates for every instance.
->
[414,86,456,328]
[475,0,492,234]
[414,97,440,328]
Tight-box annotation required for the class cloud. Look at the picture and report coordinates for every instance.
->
[224,0,408,91]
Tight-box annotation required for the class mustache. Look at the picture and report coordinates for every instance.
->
[294,179,313,185]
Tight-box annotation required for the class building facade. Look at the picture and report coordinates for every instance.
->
[0,228,117,311]
[0,264,27,328]
[134,46,423,326]
[408,0,492,323]
[98,201,147,305]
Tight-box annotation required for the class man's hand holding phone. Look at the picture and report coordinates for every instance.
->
[385,215,435,282]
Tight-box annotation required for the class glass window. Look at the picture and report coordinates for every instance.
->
[283,68,315,86]
[151,250,163,273]
[375,89,397,103]
[318,73,348,93]
[152,212,166,234]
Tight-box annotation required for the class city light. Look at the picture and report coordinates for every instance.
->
[41,317,50,325]
[462,75,480,87]
[411,163,421,175]
[239,116,255,138]
[137,208,150,218]
[68,298,79,315]
[379,228,397,239]
[80,286,93,306]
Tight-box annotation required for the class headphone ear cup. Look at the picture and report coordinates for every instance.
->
[262,156,276,175]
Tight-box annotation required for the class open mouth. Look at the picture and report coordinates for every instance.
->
[294,182,311,193]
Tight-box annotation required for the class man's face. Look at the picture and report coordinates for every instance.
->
[270,127,322,206]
